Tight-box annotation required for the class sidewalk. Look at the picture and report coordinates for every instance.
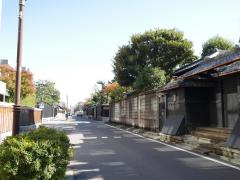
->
[42,117,87,179]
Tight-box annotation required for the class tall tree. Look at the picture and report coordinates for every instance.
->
[113,28,197,90]
[201,36,234,58]
[130,29,196,75]
[35,80,60,105]
[0,65,35,103]
[113,45,139,87]
[133,67,166,91]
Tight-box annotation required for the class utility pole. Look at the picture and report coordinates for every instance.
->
[66,95,69,111]
[13,0,26,135]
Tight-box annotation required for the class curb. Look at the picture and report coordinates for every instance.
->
[106,122,240,168]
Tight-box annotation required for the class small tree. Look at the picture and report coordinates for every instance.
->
[103,82,131,102]
[201,36,234,58]
[21,94,36,107]
[0,66,35,104]
[35,80,60,106]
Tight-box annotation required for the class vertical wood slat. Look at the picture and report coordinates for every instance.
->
[109,90,159,130]
[0,105,42,134]
[0,105,14,134]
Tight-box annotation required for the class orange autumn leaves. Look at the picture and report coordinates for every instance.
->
[0,65,35,102]
[103,82,128,102]
[103,82,119,94]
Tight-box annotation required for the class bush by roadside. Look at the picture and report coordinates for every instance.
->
[0,126,72,180]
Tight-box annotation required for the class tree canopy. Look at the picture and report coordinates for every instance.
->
[201,36,235,58]
[103,82,130,102]
[0,66,35,104]
[133,67,166,91]
[113,28,197,91]
[84,81,131,106]
[35,80,60,105]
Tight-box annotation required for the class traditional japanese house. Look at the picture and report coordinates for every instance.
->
[159,49,240,149]
[85,104,109,121]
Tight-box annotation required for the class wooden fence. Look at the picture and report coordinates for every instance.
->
[0,104,13,134]
[0,104,42,134]
[20,107,42,126]
[110,90,160,130]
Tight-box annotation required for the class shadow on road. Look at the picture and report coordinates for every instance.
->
[44,116,240,180]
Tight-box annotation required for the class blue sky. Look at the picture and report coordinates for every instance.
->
[0,0,240,106]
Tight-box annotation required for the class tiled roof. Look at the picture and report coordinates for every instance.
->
[172,59,202,77]
[180,50,240,78]
[161,49,240,92]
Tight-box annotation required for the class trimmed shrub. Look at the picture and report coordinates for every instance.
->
[0,127,72,180]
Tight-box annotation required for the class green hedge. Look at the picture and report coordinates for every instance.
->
[0,127,72,180]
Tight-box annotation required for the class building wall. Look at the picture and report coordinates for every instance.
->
[166,88,186,118]
[209,82,223,127]
[209,75,240,129]
[110,90,159,130]
[222,75,240,128]
[110,74,240,132]
[165,81,239,130]
[185,87,213,127]
[41,104,56,118]
[88,105,110,121]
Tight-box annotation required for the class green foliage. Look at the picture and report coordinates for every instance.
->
[21,94,36,107]
[35,80,60,105]
[0,127,72,180]
[0,68,35,103]
[201,36,234,58]
[91,90,108,105]
[73,102,83,113]
[113,45,138,87]
[133,67,166,92]
[108,85,131,102]
[113,28,196,90]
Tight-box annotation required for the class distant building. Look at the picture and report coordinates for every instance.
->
[0,81,8,102]
[0,59,31,76]
[0,59,15,77]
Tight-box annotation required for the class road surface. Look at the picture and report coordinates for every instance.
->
[44,117,240,180]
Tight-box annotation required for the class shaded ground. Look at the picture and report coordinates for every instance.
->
[44,117,240,180]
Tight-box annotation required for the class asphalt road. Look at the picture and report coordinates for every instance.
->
[44,117,240,180]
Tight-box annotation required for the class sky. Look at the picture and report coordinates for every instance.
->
[0,0,240,106]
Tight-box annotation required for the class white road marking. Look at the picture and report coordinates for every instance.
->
[82,137,98,140]
[72,145,81,149]
[106,124,240,171]
[113,136,122,139]
[68,161,88,166]
[101,136,108,139]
